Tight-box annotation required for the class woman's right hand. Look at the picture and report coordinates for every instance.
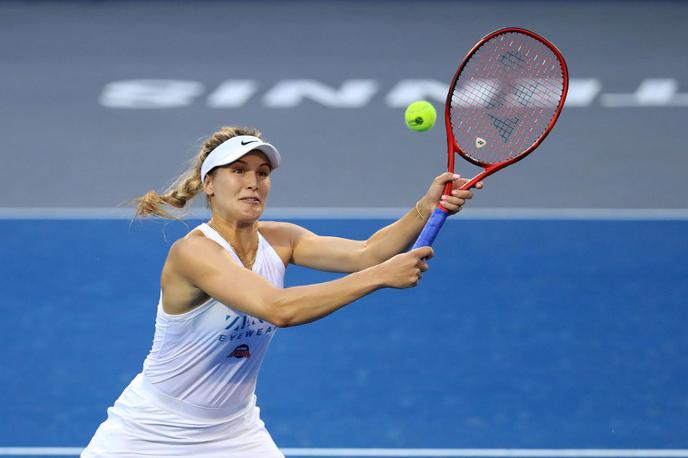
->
[376,246,434,288]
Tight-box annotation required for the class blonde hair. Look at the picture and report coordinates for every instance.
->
[133,126,263,219]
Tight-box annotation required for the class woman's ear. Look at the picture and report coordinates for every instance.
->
[202,176,214,196]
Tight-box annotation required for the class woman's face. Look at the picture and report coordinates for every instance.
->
[206,151,272,222]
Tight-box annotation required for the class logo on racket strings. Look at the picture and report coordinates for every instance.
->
[475,137,486,149]
[488,115,519,142]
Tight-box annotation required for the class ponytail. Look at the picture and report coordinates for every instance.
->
[133,126,263,219]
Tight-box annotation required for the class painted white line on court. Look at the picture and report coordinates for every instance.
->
[281,451,688,458]
[0,449,83,456]
[0,207,687,220]
[282,451,688,458]
[2,449,688,457]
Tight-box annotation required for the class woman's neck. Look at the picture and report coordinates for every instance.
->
[207,217,259,268]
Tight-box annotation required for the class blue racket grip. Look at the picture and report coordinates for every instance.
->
[412,207,449,249]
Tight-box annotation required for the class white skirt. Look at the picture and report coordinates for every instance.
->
[82,374,284,458]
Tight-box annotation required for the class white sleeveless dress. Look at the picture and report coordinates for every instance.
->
[82,223,286,457]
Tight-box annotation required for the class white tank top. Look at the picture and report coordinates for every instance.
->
[140,223,285,420]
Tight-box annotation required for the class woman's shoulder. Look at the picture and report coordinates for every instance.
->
[259,220,300,237]
[168,227,222,262]
[258,220,307,265]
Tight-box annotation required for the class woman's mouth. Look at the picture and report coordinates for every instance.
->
[239,197,261,204]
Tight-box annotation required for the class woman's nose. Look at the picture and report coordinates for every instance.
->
[244,172,259,188]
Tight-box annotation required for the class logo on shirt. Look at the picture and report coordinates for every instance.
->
[219,314,275,343]
[228,344,251,359]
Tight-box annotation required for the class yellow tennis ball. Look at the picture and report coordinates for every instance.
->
[405,101,437,132]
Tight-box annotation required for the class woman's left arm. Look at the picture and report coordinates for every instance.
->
[285,172,482,272]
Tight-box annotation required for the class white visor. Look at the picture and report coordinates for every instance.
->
[200,135,281,182]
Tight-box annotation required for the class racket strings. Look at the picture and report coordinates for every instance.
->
[449,32,565,166]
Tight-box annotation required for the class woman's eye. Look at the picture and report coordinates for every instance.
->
[231,168,244,174]
[258,170,270,177]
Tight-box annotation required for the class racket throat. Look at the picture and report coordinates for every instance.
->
[458,165,503,190]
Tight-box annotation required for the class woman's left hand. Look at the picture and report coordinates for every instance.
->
[417,172,484,217]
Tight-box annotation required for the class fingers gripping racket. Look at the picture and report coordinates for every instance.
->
[412,27,568,249]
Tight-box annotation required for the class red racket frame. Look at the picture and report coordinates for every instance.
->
[439,27,569,209]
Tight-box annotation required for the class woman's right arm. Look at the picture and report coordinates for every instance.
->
[167,236,433,328]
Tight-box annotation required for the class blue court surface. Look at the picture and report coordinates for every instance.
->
[1,217,687,456]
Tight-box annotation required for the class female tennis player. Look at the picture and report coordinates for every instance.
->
[82,126,482,457]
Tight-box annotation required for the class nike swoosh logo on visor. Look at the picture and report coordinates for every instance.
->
[241,140,258,146]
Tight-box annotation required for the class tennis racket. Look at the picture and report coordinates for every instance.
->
[412,27,568,249]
